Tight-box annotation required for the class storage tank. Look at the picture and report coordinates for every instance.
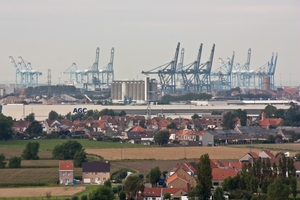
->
[263,76,271,91]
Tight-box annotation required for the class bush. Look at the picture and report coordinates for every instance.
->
[9,156,21,168]
[80,195,88,200]
[71,196,78,200]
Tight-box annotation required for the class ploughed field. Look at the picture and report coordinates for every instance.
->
[85,146,276,160]
[0,186,86,198]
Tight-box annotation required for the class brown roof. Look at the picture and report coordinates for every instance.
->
[130,126,146,133]
[212,168,238,181]
[59,160,74,171]
[248,151,259,159]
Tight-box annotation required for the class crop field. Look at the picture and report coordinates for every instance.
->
[0,186,86,198]
[21,160,60,167]
[114,159,196,174]
[0,168,82,185]
[0,139,148,151]
[85,146,273,160]
[233,143,300,152]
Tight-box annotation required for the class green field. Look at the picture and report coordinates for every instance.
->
[0,139,149,151]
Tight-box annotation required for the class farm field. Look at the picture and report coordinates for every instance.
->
[0,168,82,185]
[0,139,148,151]
[233,143,300,152]
[0,164,124,185]
[85,146,274,160]
[0,186,86,198]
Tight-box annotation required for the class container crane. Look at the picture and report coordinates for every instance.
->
[83,47,100,90]
[99,47,115,87]
[211,51,235,91]
[180,43,203,93]
[142,42,180,94]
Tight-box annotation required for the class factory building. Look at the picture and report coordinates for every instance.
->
[111,77,158,104]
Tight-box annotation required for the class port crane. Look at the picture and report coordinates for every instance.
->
[142,42,180,94]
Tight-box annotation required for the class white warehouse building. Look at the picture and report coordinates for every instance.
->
[111,77,158,104]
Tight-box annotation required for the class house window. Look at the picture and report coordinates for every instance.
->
[103,178,106,181]
[68,172,70,176]
[213,182,219,186]
[62,172,65,176]
[95,172,97,175]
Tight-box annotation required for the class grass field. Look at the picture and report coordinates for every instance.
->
[85,146,274,160]
[0,139,148,151]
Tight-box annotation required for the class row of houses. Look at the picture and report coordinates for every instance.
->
[12,113,300,145]
[143,149,300,200]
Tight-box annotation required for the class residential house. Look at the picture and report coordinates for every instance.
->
[259,150,275,160]
[12,121,31,133]
[167,162,197,189]
[277,129,295,141]
[212,168,239,187]
[82,162,110,184]
[143,187,188,200]
[259,111,282,129]
[239,151,260,164]
[59,160,74,185]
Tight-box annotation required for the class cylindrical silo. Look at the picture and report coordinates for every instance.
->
[263,76,271,91]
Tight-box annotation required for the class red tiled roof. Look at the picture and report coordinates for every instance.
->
[210,159,219,168]
[229,162,243,170]
[59,161,74,171]
[167,173,190,184]
[212,168,238,181]
[249,151,259,159]
[130,126,146,132]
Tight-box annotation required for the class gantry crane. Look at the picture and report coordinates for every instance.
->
[99,47,115,87]
[9,56,42,88]
[211,51,235,91]
[142,42,180,94]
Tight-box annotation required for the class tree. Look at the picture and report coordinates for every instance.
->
[194,154,212,200]
[263,105,277,118]
[191,113,200,119]
[211,110,222,115]
[166,122,177,130]
[221,112,237,130]
[139,119,146,128]
[25,113,35,122]
[0,153,6,168]
[124,174,144,199]
[267,178,290,200]
[164,192,171,200]
[154,130,170,146]
[213,187,224,200]
[48,110,59,120]
[104,179,112,188]
[0,114,13,140]
[73,149,87,167]
[22,142,40,160]
[118,110,127,116]
[89,185,114,200]
[52,140,83,160]
[233,109,247,126]
[26,121,43,136]
[149,166,161,185]
[119,191,126,200]
[9,156,21,168]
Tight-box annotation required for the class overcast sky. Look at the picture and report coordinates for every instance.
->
[1,0,299,87]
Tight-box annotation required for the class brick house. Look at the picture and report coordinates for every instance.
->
[59,160,74,185]
[82,162,110,184]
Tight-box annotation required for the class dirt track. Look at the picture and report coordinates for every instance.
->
[0,186,85,198]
